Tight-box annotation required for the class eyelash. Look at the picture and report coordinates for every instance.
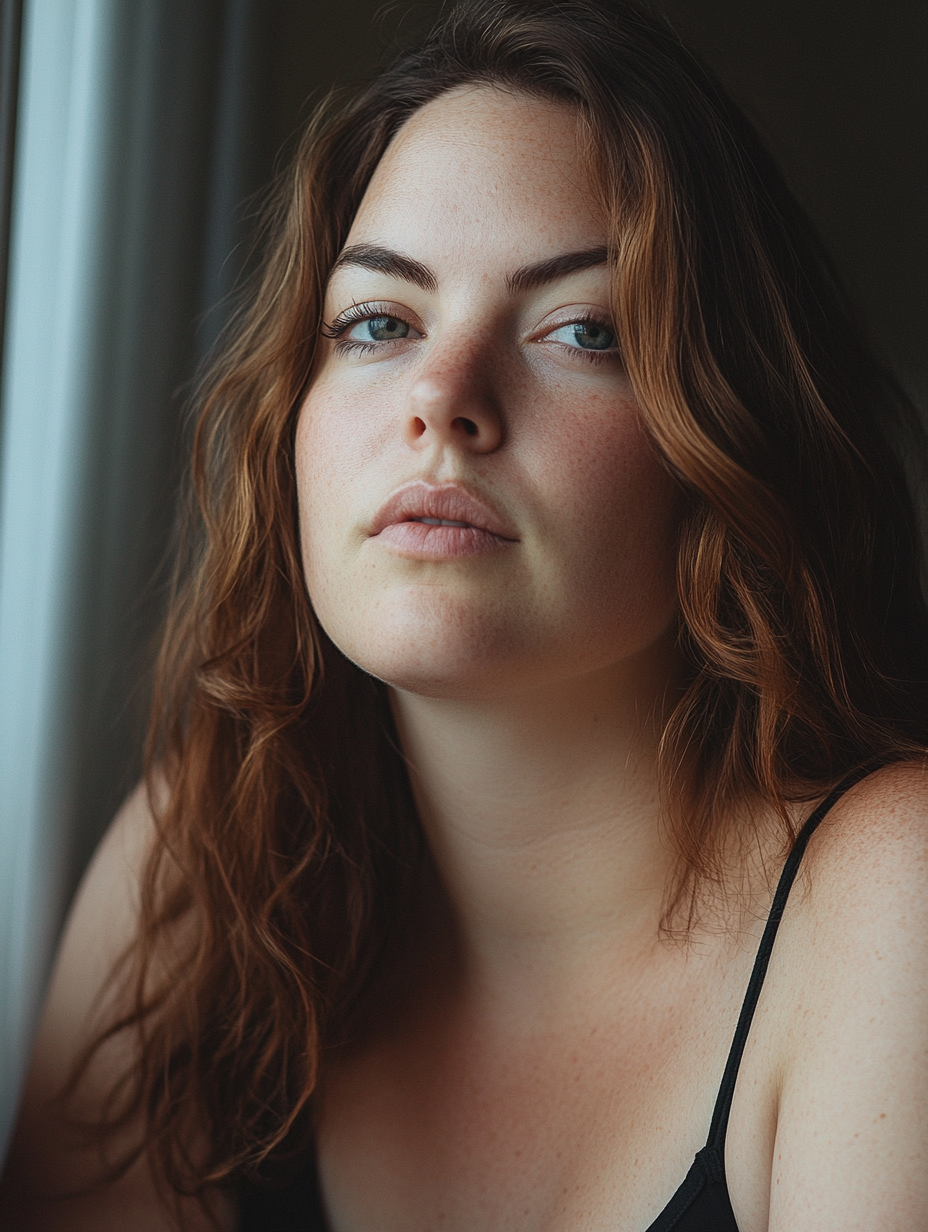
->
[321,302,406,356]
[320,303,618,363]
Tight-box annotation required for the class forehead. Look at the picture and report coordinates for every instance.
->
[345,86,605,264]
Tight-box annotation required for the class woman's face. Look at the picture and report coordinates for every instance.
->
[296,86,680,699]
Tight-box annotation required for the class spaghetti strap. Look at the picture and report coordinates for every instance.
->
[239,766,879,1232]
[704,766,872,1152]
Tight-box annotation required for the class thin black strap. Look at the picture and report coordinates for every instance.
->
[705,766,872,1151]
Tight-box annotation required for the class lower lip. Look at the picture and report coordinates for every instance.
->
[373,521,515,559]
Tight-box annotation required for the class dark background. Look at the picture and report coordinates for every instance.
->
[210,0,926,397]
[28,0,924,900]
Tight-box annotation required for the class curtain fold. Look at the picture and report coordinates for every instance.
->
[0,0,224,1157]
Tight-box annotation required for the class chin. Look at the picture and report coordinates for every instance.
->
[317,590,541,700]
[335,632,531,701]
[310,576,680,703]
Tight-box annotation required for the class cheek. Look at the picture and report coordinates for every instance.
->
[528,391,680,618]
[294,380,412,659]
[294,391,358,613]
[295,377,386,553]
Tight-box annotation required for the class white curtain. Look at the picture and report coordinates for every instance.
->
[0,0,123,1160]
[0,0,230,1157]
[0,0,379,1163]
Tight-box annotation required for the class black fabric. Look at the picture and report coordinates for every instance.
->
[240,770,867,1231]
[239,1165,328,1231]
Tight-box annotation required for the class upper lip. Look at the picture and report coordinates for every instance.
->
[369,481,518,539]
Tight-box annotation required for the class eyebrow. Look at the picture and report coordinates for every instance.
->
[507,246,609,293]
[331,244,438,291]
[330,243,609,295]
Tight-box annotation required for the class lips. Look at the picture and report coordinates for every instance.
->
[369,481,517,558]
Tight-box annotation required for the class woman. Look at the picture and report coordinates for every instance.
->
[2,0,926,1228]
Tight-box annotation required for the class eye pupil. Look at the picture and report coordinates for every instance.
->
[367,315,408,341]
[573,321,614,350]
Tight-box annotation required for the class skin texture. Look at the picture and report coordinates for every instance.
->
[299,87,928,1232]
[2,85,926,1232]
[298,93,681,704]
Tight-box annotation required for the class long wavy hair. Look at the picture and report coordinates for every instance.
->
[78,0,928,1205]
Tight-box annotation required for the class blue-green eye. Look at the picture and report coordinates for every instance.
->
[548,320,616,351]
[348,315,410,343]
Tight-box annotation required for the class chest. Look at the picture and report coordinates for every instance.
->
[315,950,782,1232]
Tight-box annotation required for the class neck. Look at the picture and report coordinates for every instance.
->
[390,632,684,1009]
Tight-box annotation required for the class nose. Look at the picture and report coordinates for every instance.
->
[403,343,504,453]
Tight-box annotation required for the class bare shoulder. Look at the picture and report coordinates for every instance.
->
[765,762,928,1231]
[793,760,928,942]
[11,777,161,1108]
[809,759,928,857]
[0,781,231,1231]
[44,778,161,1022]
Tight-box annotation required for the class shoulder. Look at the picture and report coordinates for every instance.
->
[1,781,158,1156]
[769,761,928,1002]
[763,762,928,1229]
[797,760,928,933]
[31,777,162,1064]
[813,758,928,849]
[0,781,230,1230]
[781,759,928,1043]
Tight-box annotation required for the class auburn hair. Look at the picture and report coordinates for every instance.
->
[78,0,928,1205]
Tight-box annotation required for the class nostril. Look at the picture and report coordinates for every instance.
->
[411,416,427,438]
[454,416,479,437]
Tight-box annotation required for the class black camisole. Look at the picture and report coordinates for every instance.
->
[240,772,864,1231]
